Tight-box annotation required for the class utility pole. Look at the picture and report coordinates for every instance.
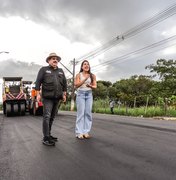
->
[59,58,77,111]
[70,58,76,111]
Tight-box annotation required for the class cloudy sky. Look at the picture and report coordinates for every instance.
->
[0,0,176,83]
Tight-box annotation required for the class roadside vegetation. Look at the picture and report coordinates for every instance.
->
[60,98,176,117]
[1,59,176,118]
[63,59,176,117]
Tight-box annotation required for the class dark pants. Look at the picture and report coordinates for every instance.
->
[110,107,114,114]
[42,98,60,138]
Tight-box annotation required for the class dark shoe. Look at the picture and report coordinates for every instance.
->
[42,137,55,146]
[50,135,58,142]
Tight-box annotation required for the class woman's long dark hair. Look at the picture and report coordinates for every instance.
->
[79,60,93,83]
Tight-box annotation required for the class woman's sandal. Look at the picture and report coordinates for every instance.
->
[83,133,91,139]
[76,134,84,139]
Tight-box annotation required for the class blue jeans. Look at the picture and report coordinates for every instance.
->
[75,90,93,135]
[42,98,60,138]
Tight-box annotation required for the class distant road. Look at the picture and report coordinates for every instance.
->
[1,111,176,180]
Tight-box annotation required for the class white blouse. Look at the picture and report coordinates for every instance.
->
[77,72,92,91]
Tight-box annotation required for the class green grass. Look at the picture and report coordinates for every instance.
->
[59,99,176,118]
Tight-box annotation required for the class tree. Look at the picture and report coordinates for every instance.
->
[146,59,176,96]
[145,59,176,80]
[108,86,117,99]
[113,75,155,106]
[93,81,108,99]
[97,80,112,87]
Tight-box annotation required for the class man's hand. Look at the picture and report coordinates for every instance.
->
[63,95,66,103]
[36,94,41,102]
[62,92,67,102]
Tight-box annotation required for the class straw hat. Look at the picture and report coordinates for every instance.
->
[46,52,61,63]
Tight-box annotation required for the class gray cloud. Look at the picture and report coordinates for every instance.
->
[1,0,175,42]
[0,59,41,81]
[0,0,176,82]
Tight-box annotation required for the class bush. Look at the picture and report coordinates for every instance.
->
[60,99,176,118]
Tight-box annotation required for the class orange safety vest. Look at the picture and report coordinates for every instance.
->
[31,89,37,97]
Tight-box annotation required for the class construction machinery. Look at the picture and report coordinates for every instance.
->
[22,81,43,115]
[22,80,33,114]
[29,85,43,115]
[2,78,43,116]
[2,77,26,116]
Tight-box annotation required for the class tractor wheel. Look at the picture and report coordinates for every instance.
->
[33,102,37,116]
[29,101,33,115]
[20,103,26,116]
[29,108,33,115]
[3,104,6,115]
[37,107,43,115]
[13,104,18,114]
[6,103,11,117]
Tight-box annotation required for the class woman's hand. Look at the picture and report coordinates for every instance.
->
[86,84,92,88]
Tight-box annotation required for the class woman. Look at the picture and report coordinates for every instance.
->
[74,60,97,139]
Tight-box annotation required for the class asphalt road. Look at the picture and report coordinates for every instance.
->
[0,111,176,180]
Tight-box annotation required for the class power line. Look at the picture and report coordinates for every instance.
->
[75,3,176,63]
[65,3,176,79]
[123,3,176,39]
[91,35,176,73]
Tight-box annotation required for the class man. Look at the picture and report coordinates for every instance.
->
[109,99,115,114]
[35,52,67,146]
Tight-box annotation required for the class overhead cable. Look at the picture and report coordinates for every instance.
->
[75,3,176,63]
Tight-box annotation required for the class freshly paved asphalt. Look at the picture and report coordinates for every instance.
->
[1,111,176,180]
